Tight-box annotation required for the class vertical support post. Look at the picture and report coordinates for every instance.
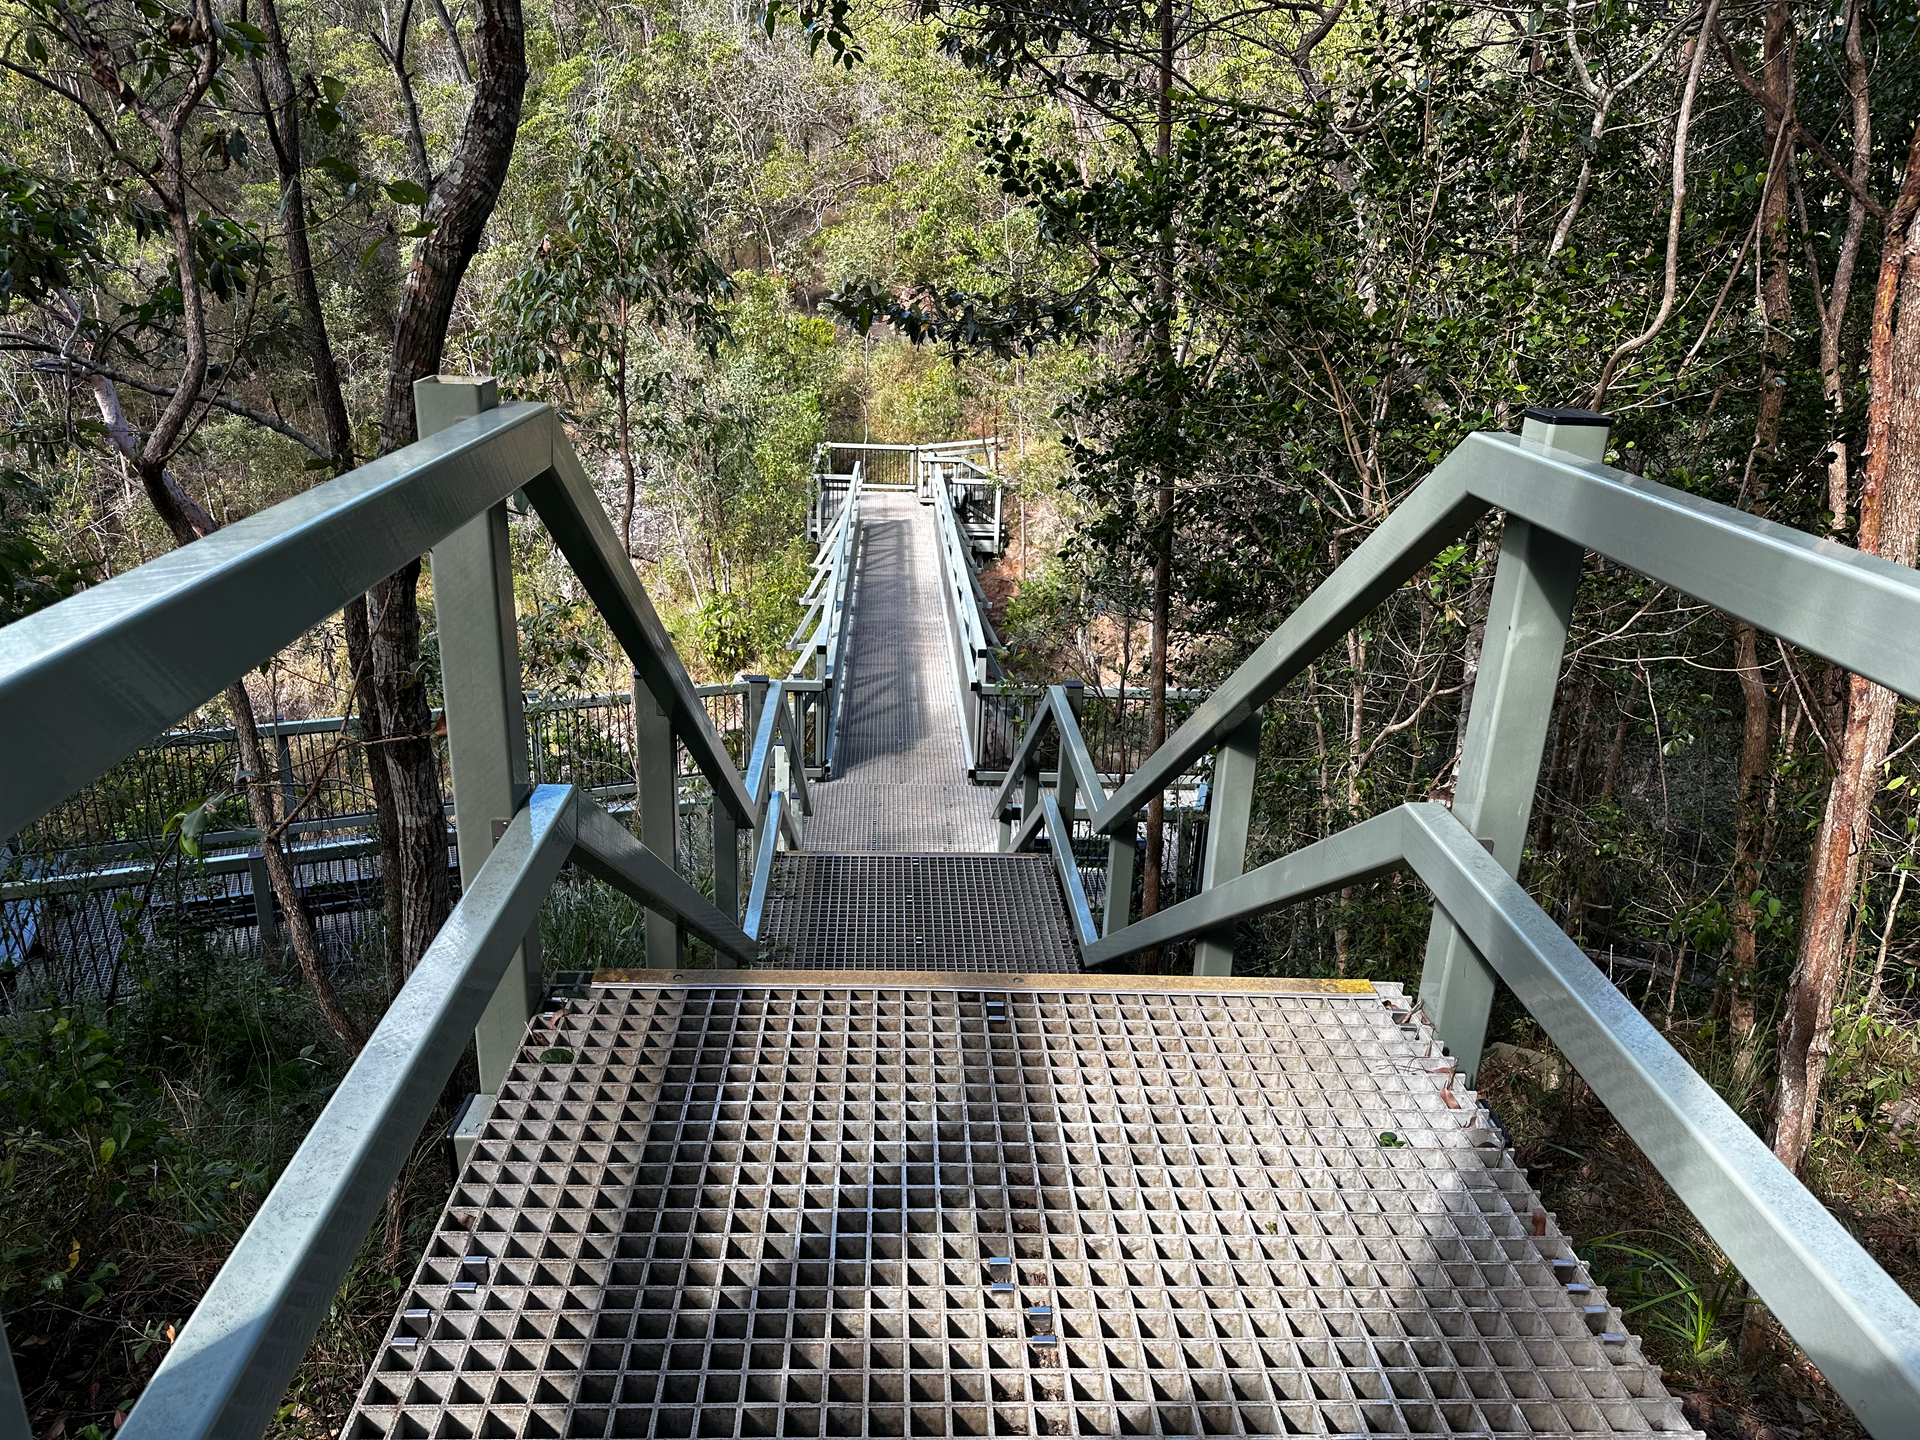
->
[712,804,740,955]
[744,674,769,768]
[1055,683,1085,833]
[1192,709,1263,976]
[248,848,278,957]
[632,678,685,967]
[423,375,536,1098]
[1104,817,1137,936]
[1418,406,1606,1076]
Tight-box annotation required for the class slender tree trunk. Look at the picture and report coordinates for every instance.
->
[255,0,409,989]
[366,0,528,972]
[616,316,638,555]
[1139,0,1178,943]
[1726,621,1771,1035]
[1772,122,1920,1175]
[230,681,367,1050]
[1727,7,1792,1036]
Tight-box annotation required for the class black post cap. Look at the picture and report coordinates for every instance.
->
[1523,407,1611,428]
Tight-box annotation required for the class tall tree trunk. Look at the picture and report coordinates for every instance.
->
[616,315,637,555]
[1772,121,1920,1174]
[132,448,365,1053]
[366,0,528,972]
[1139,0,1177,943]
[1726,621,1771,1035]
[255,0,408,988]
[1726,4,1791,1036]
[229,681,367,1051]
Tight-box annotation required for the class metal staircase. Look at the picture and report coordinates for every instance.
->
[2,393,1918,1439]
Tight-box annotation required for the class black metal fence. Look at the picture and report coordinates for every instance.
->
[1,690,751,1012]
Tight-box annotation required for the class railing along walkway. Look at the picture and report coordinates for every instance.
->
[805,491,997,853]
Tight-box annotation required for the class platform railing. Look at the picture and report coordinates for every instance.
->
[999,408,1920,1435]
[0,376,768,1438]
[741,678,814,942]
[790,458,861,776]
[928,464,1000,766]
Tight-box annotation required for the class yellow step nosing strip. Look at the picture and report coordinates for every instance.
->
[588,966,1375,996]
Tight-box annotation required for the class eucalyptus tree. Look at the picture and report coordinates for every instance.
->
[491,137,732,556]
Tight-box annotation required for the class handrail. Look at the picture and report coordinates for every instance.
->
[740,679,811,943]
[0,403,755,840]
[928,465,1001,763]
[790,460,861,775]
[990,685,1107,822]
[116,784,750,1439]
[1095,430,1920,831]
[1039,792,1098,946]
[1076,800,1920,1434]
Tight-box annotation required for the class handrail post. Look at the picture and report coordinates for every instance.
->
[422,375,536,1096]
[633,677,685,967]
[1418,407,1606,1075]
[1192,708,1262,976]
[1055,682,1084,857]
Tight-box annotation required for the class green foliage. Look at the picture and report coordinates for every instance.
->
[0,158,104,310]
[1580,1232,1746,1358]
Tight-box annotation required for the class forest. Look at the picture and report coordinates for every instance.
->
[1,0,1918,1430]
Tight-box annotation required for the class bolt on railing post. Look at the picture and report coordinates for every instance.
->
[421,375,537,1097]
[1192,708,1263,976]
[1418,406,1606,1076]
[633,680,685,967]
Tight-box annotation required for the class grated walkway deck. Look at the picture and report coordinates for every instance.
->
[760,855,1079,973]
[345,973,1700,1440]
[807,493,996,854]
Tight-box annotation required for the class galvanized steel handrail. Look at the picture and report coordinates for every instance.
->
[116,784,752,1440]
[1076,799,1920,1435]
[928,462,1002,766]
[739,680,811,944]
[1095,429,1920,833]
[0,402,753,839]
[790,460,862,776]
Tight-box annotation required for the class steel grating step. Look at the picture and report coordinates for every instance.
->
[344,972,1701,1440]
[758,854,1081,973]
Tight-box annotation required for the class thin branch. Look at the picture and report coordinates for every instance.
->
[1589,0,1721,407]
[1713,18,1886,224]
[20,348,332,457]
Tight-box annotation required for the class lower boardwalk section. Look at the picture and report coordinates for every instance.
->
[346,974,1698,1440]
[807,493,997,853]
[759,855,1081,972]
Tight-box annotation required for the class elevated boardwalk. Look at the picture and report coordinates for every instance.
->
[808,492,997,854]
[344,479,1702,1440]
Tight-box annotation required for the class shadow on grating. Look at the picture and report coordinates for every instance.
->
[759,854,1080,973]
[343,978,1702,1440]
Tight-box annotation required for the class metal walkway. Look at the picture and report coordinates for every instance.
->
[21,406,1917,1438]
[344,973,1700,1439]
[760,855,1080,972]
[807,493,997,854]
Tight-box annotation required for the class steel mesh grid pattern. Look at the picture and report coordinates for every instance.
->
[345,979,1699,1440]
[809,494,997,854]
[759,856,1080,973]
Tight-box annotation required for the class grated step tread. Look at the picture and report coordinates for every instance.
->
[344,974,1703,1440]
[760,853,1081,973]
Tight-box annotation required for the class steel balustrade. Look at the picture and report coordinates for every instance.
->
[789,458,862,775]
[997,408,1920,1436]
[0,377,777,1439]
